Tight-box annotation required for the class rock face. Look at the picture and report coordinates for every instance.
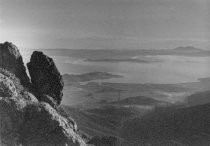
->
[0,42,30,87]
[0,69,86,146]
[27,51,64,105]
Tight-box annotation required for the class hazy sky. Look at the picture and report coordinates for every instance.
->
[0,0,209,49]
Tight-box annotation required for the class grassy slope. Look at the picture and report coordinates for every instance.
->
[60,104,147,138]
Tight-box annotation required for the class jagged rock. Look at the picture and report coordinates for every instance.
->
[0,69,86,146]
[27,51,64,105]
[0,42,30,87]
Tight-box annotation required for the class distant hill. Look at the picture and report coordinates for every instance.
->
[186,90,210,106]
[85,57,159,63]
[63,72,123,83]
[111,96,166,106]
[172,46,204,52]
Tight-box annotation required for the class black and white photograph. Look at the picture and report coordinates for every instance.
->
[0,0,210,145]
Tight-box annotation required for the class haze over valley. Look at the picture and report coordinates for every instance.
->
[18,46,210,145]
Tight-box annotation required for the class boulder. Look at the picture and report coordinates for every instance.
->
[0,42,30,87]
[27,51,64,105]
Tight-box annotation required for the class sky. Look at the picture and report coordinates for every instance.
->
[0,0,209,49]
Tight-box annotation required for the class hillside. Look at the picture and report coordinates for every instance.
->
[186,90,210,106]
[121,103,210,145]
[60,104,146,137]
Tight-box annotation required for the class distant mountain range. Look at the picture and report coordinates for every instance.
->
[39,46,210,62]
[85,57,159,63]
[111,96,167,106]
[172,46,204,52]
[63,72,123,83]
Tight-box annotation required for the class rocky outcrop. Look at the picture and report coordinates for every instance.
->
[0,42,87,146]
[0,69,86,146]
[0,42,30,87]
[27,51,64,105]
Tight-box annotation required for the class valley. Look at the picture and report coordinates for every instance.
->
[60,71,210,145]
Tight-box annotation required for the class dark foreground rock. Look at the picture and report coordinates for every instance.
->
[0,68,86,146]
[27,51,64,105]
[0,42,30,87]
